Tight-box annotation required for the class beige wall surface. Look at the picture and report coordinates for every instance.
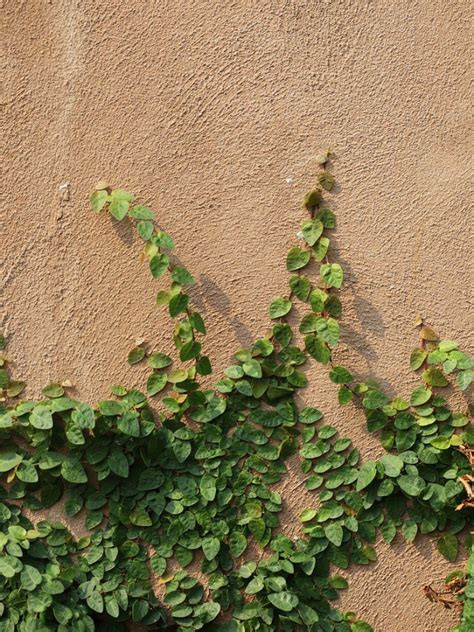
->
[2,1,473,630]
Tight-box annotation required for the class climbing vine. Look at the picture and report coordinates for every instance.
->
[0,154,472,631]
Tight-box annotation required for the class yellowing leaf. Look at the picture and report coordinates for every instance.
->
[420,326,438,341]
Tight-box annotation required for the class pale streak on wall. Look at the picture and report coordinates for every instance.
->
[2,0,473,630]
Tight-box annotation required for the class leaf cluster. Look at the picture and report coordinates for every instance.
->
[0,163,472,631]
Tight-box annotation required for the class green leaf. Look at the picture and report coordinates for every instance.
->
[173,440,191,463]
[366,409,388,432]
[148,352,172,369]
[437,533,458,562]
[401,520,418,542]
[396,427,417,452]
[320,263,343,288]
[65,495,83,517]
[109,197,129,220]
[16,461,38,483]
[53,603,73,624]
[229,532,247,557]
[397,474,425,497]
[225,365,244,379]
[156,290,171,305]
[430,436,450,450]
[42,383,64,398]
[410,348,427,370]
[362,389,389,410]
[171,266,195,286]
[194,602,221,624]
[315,317,340,346]
[61,458,87,484]
[202,536,220,560]
[381,520,396,544]
[189,311,206,334]
[338,386,353,405]
[164,591,185,606]
[253,338,274,357]
[310,288,328,312]
[438,340,458,352]
[422,368,448,387]
[172,603,193,618]
[316,148,331,165]
[325,523,344,546]
[28,592,53,613]
[329,366,353,384]
[98,399,122,416]
[303,190,322,210]
[245,576,264,594]
[356,460,377,491]
[289,275,311,301]
[267,591,299,612]
[299,406,323,425]
[273,323,292,347]
[197,355,211,375]
[305,335,330,364]
[0,452,23,472]
[351,623,374,632]
[108,451,129,477]
[0,555,23,578]
[200,474,216,501]
[130,508,152,526]
[150,253,169,279]
[7,380,26,397]
[305,475,324,490]
[330,575,349,590]
[85,511,103,529]
[155,230,175,249]
[313,236,330,261]
[327,296,342,318]
[128,204,155,220]
[380,454,403,477]
[137,220,154,240]
[301,218,324,246]
[457,369,473,391]
[269,297,292,319]
[90,189,108,212]
[0,368,9,389]
[167,369,188,384]
[286,247,310,271]
[410,386,432,406]
[128,346,145,365]
[169,293,189,317]
[110,188,133,202]
[243,359,262,378]
[318,172,334,191]
[87,592,104,614]
[105,597,120,618]
[30,406,53,430]
[451,412,469,427]
[150,555,167,577]
[300,508,317,522]
[20,565,42,591]
[180,341,201,362]
[299,313,319,333]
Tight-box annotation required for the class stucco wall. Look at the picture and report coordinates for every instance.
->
[2,1,472,630]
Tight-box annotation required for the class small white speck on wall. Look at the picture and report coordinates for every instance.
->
[58,182,71,202]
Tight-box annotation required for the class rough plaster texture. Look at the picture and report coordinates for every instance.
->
[2,0,473,630]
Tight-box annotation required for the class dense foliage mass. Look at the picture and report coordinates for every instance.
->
[1,155,472,631]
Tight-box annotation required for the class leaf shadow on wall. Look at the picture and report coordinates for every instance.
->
[193,273,255,349]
